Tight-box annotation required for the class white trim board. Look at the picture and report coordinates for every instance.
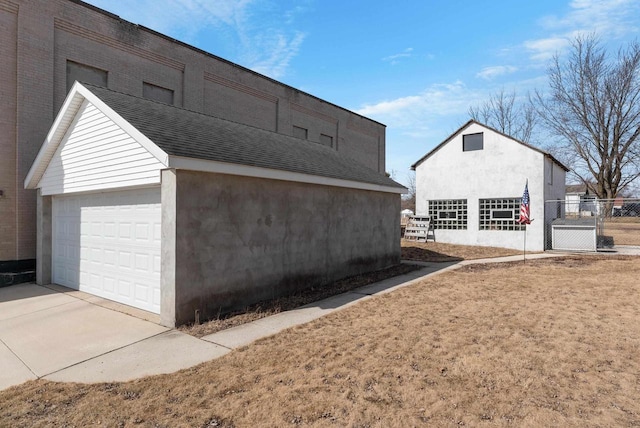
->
[168,156,406,194]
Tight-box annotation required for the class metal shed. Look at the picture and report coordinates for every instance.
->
[551,218,597,252]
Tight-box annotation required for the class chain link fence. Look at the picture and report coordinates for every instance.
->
[544,198,640,251]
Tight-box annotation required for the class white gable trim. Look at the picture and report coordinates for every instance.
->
[25,82,169,190]
[411,120,569,172]
[169,156,406,194]
[24,90,86,189]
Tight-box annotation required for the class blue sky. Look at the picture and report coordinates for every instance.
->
[84,0,640,187]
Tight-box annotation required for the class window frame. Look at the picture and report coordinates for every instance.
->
[491,210,514,220]
[293,125,308,140]
[66,60,108,91]
[479,198,525,231]
[428,199,467,230]
[319,133,333,147]
[462,132,483,152]
[142,81,175,105]
[438,210,458,220]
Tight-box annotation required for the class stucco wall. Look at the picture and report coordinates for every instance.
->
[168,170,400,326]
[415,123,559,251]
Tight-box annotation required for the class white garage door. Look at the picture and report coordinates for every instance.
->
[52,187,162,314]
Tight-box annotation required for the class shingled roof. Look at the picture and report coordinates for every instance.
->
[82,84,403,191]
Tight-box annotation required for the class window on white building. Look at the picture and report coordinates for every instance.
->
[463,133,483,151]
[428,199,467,229]
[479,198,525,231]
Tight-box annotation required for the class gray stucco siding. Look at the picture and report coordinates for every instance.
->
[171,170,400,325]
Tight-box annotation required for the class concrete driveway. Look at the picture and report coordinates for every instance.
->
[0,283,229,391]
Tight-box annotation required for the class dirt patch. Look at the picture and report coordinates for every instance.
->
[458,254,630,273]
[401,240,522,262]
[4,255,640,426]
[184,242,520,338]
[181,263,421,338]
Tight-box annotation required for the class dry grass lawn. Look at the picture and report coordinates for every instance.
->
[2,255,640,427]
[604,218,640,246]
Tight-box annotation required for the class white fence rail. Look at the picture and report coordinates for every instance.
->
[403,216,435,242]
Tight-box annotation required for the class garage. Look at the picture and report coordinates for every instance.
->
[25,82,404,326]
[52,188,161,313]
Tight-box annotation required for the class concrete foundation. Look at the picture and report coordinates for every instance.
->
[160,169,178,327]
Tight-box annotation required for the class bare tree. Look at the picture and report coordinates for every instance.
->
[533,35,640,199]
[469,89,537,143]
[401,171,416,212]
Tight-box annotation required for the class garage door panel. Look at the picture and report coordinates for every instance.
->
[54,263,77,288]
[135,223,150,242]
[103,276,116,294]
[52,188,161,314]
[103,249,117,266]
[134,282,150,306]
[153,254,161,274]
[119,223,132,240]
[118,279,132,298]
[104,222,117,238]
[153,286,161,308]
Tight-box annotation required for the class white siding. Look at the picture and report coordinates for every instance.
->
[38,101,165,195]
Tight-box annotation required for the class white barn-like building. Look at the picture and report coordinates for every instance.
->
[411,120,568,251]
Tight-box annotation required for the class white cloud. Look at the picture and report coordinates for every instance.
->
[249,32,306,79]
[86,0,254,37]
[355,81,485,136]
[524,0,640,61]
[523,37,572,61]
[84,0,306,79]
[542,0,640,35]
[382,48,414,65]
[374,79,542,184]
[476,65,518,80]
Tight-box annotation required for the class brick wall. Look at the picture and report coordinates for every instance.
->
[1,0,387,263]
[0,1,18,260]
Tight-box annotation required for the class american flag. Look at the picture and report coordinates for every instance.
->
[517,181,531,225]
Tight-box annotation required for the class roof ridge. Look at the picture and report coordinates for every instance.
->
[411,119,570,172]
[82,83,347,157]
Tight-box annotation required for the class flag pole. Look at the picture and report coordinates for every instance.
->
[523,224,526,264]
[519,179,530,264]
